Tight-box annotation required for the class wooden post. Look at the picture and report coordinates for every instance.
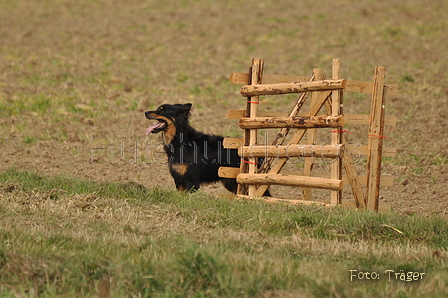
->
[303,69,323,200]
[248,58,264,197]
[342,135,366,209]
[365,67,387,211]
[237,64,253,196]
[331,58,343,205]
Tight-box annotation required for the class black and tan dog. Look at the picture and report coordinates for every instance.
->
[145,103,269,195]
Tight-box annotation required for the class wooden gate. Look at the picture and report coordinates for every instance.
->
[219,58,397,212]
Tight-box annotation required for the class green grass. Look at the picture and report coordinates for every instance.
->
[0,169,447,297]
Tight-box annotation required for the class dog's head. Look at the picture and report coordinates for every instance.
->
[144,103,192,142]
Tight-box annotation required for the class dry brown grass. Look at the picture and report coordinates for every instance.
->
[1,174,447,296]
[0,178,447,297]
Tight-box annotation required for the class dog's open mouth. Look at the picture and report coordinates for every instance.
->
[145,120,167,135]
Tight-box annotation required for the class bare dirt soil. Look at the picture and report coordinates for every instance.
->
[1,0,447,217]
[2,109,447,217]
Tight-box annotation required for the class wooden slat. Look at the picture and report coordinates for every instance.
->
[247,58,264,197]
[239,144,344,158]
[366,67,387,211]
[286,171,392,187]
[240,79,346,97]
[221,167,394,187]
[222,138,396,157]
[218,166,240,179]
[343,114,397,126]
[331,58,342,205]
[350,175,393,187]
[342,134,366,208]
[237,173,343,190]
[230,72,398,95]
[347,80,397,96]
[230,72,308,85]
[223,137,244,149]
[239,115,344,129]
[236,65,252,196]
[227,110,397,126]
[281,171,394,187]
[346,144,396,158]
[227,110,289,119]
[303,69,324,201]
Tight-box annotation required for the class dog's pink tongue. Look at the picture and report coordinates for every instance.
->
[145,123,161,136]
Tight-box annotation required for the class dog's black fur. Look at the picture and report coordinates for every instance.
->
[145,103,268,195]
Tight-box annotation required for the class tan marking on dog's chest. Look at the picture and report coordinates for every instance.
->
[170,164,188,176]
[162,122,176,144]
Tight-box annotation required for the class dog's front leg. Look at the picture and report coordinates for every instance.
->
[175,183,188,192]
[171,176,188,192]
[171,174,199,192]
[184,181,200,192]
[174,181,199,192]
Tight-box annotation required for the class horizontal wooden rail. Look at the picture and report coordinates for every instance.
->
[226,110,287,119]
[223,137,244,148]
[218,167,394,187]
[236,173,343,190]
[230,72,308,85]
[240,79,346,97]
[238,144,344,158]
[226,110,397,126]
[239,115,344,129]
[222,138,396,158]
[230,72,398,95]
[281,171,395,187]
[342,114,397,126]
[218,166,241,179]
[345,144,396,158]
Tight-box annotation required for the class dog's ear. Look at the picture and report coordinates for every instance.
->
[180,103,192,115]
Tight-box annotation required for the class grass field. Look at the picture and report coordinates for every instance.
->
[1,169,447,297]
[1,0,447,297]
